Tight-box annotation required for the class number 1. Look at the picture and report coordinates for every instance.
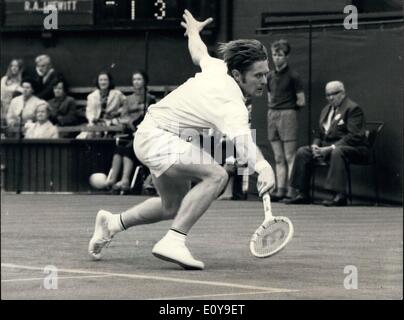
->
[131,0,135,20]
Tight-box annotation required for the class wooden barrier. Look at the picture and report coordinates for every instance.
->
[1,139,116,192]
[5,125,125,134]
[0,135,246,193]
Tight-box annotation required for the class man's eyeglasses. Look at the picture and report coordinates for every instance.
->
[326,90,342,98]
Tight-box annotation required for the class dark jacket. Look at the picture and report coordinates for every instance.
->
[27,68,62,101]
[48,95,79,126]
[313,97,369,147]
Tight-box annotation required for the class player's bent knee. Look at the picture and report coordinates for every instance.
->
[219,169,229,189]
[207,166,229,192]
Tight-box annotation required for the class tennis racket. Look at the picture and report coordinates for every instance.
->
[250,192,294,258]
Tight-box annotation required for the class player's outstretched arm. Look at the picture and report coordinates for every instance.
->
[233,133,275,197]
[181,9,213,66]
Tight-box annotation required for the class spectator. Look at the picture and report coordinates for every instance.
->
[1,59,24,122]
[6,78,44,128]
[29,54,62,100]
[267,40,305,202]
[48,79,81,137]
[121,70,156,126]
[24,102,58,139]
[106,71,156,193]
[285,81,370,206]
[85,71,126,127]
[106,134,145,193]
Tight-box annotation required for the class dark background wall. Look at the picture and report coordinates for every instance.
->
[0,30,199,86]
[1,0,402,203]
[233,0,349,38]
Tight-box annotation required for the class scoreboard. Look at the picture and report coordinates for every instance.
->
[97,0,219,29]
[1,0,219,30]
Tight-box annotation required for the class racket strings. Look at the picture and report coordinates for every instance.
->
[252,221,291,256]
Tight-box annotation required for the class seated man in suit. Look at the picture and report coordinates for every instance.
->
[285,81,370,206]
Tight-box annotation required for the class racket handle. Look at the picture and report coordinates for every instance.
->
[262,192,273,219]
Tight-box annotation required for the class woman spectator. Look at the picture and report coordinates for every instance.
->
[106,71,156,193]
[85,71,126,127]
[48,79,81,137]
[6,78,44,128]
[121,70,156,126]
[1,59,24,122]
[24,102,58,139]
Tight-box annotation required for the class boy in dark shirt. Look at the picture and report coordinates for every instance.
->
[267,39,305,201]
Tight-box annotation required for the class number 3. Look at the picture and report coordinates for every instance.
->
[154,0,166,20]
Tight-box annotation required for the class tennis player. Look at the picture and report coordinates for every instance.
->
[88,10,275,270]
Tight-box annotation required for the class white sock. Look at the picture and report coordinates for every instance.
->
[109,214,125,235]
[165,229,186,243]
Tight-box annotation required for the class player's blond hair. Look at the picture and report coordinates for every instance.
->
[218,39,268,75]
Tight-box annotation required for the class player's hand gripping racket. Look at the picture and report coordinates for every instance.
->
[250,192,294,258]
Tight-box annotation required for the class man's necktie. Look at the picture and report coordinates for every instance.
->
[324,106,336,133]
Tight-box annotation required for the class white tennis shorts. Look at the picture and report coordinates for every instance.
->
[134,114,218,178]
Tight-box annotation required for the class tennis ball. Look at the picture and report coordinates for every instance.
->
[89,173,108,189]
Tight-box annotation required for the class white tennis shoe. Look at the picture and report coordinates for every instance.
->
[152,237,204,270]
[88,210,114,260]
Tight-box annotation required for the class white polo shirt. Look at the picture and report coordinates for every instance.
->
[147,56,250,140]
